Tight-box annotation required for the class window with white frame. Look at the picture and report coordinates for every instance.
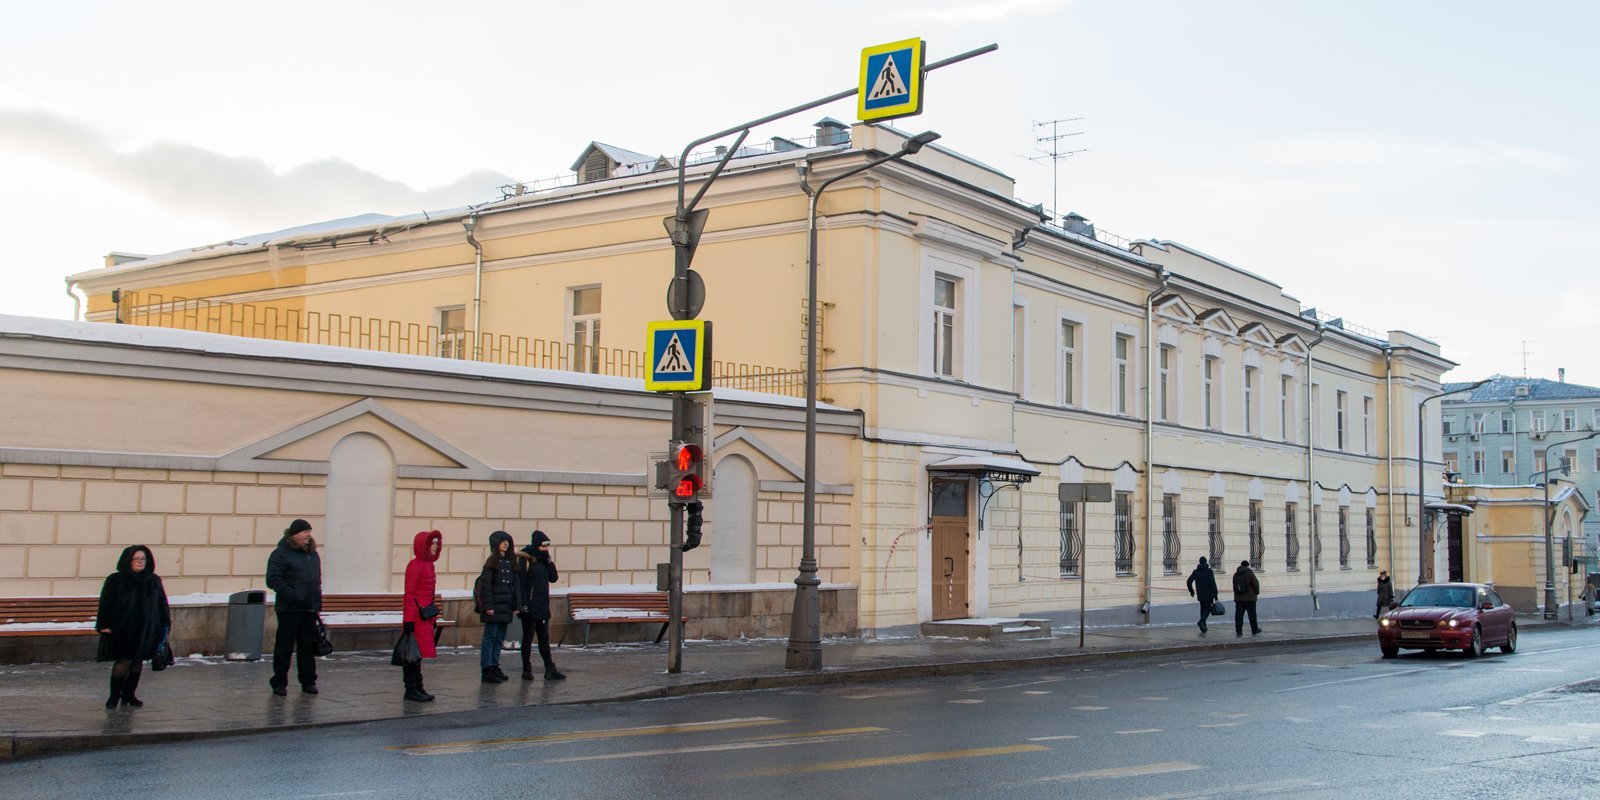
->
[1444,453,1459,474]
[1472,449,1485,474]
[1113,333,1132,415]
[1534,453,1546,475]
[570,286,602,373]
[932,277,958,378]
[1058,320,1078,406]
[1281,375,1295,443]
[1336,391,1348,450]
[1563,448,1578,474]
[1204,356,1219,429]
[1594,409,1600,430]
[1564,409,1577,431]
[1244,366,1258,435]
[1442,416,1455,435]
[1363,397,1374,454]
[1531,411,1546,433]
[1158,345,1173,422]
[1502,449,1515,474]
[437,306,467,359]
[1501,412,1515,434]
[1594,447,1600,472]
[1470,412,1486,434]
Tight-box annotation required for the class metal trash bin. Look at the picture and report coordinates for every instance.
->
[225,590,267,661]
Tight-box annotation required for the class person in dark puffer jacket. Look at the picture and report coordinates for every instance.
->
[517,530,565,681]
[265,519,323,696]
[476,530,525,683]
[96,545,170,708]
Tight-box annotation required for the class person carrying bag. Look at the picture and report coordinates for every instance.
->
[400,530,444,702]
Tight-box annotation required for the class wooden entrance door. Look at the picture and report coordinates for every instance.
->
[931,479,970,620]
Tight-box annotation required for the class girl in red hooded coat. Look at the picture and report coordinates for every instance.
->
[401,530,443,702]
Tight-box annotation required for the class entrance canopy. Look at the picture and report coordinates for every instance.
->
[927,455,1040,484]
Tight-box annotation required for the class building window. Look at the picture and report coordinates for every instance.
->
[1502,449,1516,474]
[1472,450,1485,475]
[1444,453,1459,474]
[1594,448,1600,473]
[1249,500,1264,568]
[1059,500,1082,577]
[1563,448,1578,474]
[1337,507,1350,569]
[1285,502,1299,571]
[1311,505,1322,571]
[1158,346,1173,423]
[1501,413,1515,434]
[1207,497,1224,565]
[1114,492,1134,574]
[570,286,602,373]
[1530,411,1546,434]
[580,150,610,183]
[1365,507,1377,568]
[1442,416,1454,436]
[1363,397,1374,454]
[1470,412,1486,434]
[1280,376,1294,443]
[1564,409,1577,431]
[933,277,958,377]
[437,306,466,359]
[1162,494,1180,574]
[1534,453,1546,476]
[1204,357,1219,430]
[1336,391,1348,451]
[1058,320,1077,406]
[1244,367,1257,436]
[1113,334,1132,415]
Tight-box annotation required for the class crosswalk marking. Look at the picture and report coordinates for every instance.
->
[733,744,1050,777]
[1027,735,1080,741]
[1014,761,1203,785]
[1116,728,1163,735]
[390,716,786,756]
[1440,730,1486,738]
[1073,705,1109,711]
[1198,723,1241,728]
[511,727,891,765]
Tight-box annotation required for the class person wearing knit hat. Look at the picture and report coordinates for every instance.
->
[266,519,322,696]
[475,531,524,683]
[517,530,565,680]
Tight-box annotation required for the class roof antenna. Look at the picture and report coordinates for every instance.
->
[1030,117,1085,221]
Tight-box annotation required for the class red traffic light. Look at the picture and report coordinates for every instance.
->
[672,474,704,499]
[673,443,703,472]
[668,441,706,503]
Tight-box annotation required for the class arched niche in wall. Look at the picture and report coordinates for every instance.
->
[710,454,758,585]
[324,432,396,592]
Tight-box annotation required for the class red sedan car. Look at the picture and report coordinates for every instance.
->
[1377,582,1517,658]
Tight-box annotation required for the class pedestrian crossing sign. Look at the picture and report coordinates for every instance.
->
[858,38,925,122]
[645,319,712,392]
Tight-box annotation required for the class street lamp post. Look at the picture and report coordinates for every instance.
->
[1416,379,1488,586]
[785,131,941,672]
[1539,430,1600,619]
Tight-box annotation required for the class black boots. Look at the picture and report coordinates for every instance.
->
[121,672,144,707]
[522,665,536,681]
[403,665,434,702]
[544,664,567,680]
[106,676,124,709]
[482,667,506,684]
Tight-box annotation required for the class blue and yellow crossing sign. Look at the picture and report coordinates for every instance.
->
[645,320,712,392]
[858,37,925,122]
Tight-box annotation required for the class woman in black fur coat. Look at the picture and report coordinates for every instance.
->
[95,545,170,708]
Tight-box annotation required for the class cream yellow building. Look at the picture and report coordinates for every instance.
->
[1436,481,1590,612]
[47,122,1460,634]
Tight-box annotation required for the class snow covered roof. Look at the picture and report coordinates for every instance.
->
[928,455,1040,477]
[570,141,658,172]
[1442,375,1600,403]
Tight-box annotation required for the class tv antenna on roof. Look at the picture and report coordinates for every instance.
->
[1030,117,1085,220]
[1521,340,1534,378]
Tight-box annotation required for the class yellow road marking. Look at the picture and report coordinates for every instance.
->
[512,727,892,765]
[734,744,1049,777]
[389,716,786,755]
[1016,761,1203,784]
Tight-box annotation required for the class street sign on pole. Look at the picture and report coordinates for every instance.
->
[858,38,926,122]
[645,320,712,392]
[665,270,706,321]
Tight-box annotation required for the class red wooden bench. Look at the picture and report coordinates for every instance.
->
[0,597,100,637]
[562,592,681,647]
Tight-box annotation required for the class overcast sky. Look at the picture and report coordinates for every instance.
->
[2,1,1594,384]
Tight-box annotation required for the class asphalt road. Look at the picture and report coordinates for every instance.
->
[8,626,1600,800]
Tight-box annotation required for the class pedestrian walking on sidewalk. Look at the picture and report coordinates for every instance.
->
[95,544,170,709]
[1232,560,1261,636]
[476,530,525,683]
[266,519,323,697]
[1374,570,1395,618]
[401,530,443,702]
[1186,557,1218,633]
[517,530,566,681]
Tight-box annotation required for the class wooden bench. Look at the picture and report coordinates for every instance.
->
[0,597,100,638]
[562,592,680,647]
[314,593,454,630]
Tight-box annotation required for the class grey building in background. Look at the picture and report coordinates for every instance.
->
[1441,375,1600,561]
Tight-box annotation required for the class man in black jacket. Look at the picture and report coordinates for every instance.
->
[265,519,323,696]
[1185,557,1218,633]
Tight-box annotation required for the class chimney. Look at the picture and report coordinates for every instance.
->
[1559,367,1565,383]
[1061,212,1096,239]
[814,117,850,147]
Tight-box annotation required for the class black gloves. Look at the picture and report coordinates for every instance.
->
[404,621,415,634]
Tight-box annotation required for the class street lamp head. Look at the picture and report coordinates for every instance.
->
[901,131,942,155]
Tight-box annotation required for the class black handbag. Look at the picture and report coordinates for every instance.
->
[416,601,440,621]
[391,630,420,666]
[314,616,334,657]
[151,629,176,671]
[1211,600,1226,616]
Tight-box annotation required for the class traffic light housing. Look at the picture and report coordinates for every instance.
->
[683,500,704,552]
[667,440,705,504]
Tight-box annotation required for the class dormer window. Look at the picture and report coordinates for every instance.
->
[580,150,610,183]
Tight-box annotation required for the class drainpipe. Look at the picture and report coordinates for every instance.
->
[1306,322,1326,611]
[1142,268,1171,621]
[1384,347,1395,574]
[65,280,81,322]
[463,214,483,360]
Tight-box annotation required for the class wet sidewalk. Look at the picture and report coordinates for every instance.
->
[0,614,1583,760]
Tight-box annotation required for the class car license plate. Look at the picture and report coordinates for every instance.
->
[1400,631,1430,640]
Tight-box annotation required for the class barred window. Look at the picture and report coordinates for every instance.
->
[1312,505,1323,571]
[1162,494,1180,574]
[1285,502,1299,571]
[1338,507,1350,569]
[1249,500,1264,568]
[1114,492,1134,574]
[1365,507,1377,568]
[1207,497,1224,565]
[1059,500,1082,577]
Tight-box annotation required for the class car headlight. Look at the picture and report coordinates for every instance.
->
[1379,618,1391,627]
[1445,619,1459,628]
